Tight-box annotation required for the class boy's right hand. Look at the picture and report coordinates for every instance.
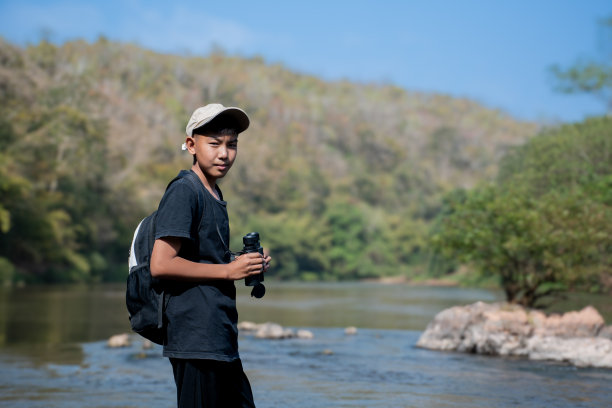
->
[226,252,265,281]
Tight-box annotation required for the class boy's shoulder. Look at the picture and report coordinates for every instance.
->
[165,170,201,196]
[159,170,226,219]
[172,170,225,202]
[154,171,206,241]
[156,171,201,212]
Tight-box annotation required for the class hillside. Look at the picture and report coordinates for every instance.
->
[0,37,538,283]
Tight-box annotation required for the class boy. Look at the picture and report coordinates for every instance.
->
[150,103,270,407]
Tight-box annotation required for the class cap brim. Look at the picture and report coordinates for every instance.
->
[213,108,250,133]
[191,107,250,135]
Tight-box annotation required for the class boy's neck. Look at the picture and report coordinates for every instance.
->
[191,165,220,200]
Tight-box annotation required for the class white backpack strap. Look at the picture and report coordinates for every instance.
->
[128,219,144,272]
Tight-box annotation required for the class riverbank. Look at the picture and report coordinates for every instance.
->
[417,301,612,368]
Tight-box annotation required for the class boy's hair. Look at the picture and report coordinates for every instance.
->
[192,116,239,138]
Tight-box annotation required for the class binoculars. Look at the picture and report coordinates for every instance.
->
[241,232,266,298]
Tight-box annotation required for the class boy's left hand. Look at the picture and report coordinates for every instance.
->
[263,250,272,272]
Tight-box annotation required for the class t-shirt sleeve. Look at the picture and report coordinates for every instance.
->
[155,179,198,242]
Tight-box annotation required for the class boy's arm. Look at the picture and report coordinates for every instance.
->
[150,237,265,281]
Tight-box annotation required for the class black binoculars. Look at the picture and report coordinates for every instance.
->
[241,232,266,298]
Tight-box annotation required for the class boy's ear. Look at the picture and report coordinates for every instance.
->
[185,136,196,154]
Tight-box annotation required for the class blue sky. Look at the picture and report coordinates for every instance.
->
[1,0,611,123]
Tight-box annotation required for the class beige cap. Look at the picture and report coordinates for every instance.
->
[183,103,250,149]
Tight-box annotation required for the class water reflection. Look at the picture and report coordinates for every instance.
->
[236,282,502,330]
[0,282,501,352]
[0,284,131,347]
[3,281,610,353]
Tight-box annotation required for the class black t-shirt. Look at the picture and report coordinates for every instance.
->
[155,170,239,361]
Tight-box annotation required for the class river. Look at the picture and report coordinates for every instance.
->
[0,282,611,407]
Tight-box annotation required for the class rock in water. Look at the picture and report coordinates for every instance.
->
[237,321,259,332]
[417,302,612,368]
[297,329,314,339]
[107,333,130,348]
[239,321,314,340]
[526,336,612,368]
[254,322,295,339]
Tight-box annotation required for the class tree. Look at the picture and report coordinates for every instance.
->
[550,17,612,113]
[431,117,612,307]
[431,186,610,307]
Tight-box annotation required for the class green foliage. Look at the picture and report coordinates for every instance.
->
[432,117,612,306]
[549,16,612,112]
[0,41,144,283]
[0,257,15,285]
[498,116,612,193]
[0,38,537,284]
[233,212,331,280]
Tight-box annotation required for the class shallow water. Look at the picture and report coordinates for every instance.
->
[1,282,611,407]
[2,329,611,408]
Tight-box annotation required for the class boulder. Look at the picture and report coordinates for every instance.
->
[296,329,314,339]
[255,322,295,339]
[598,325,612,340]
[417,302,612,368]
[107,333,130,348]
[527,336,612,368]
[416,302,532,355]
[533,306,604,338]
[237,321,259,332]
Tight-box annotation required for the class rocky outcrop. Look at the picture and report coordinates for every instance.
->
[417,302,612,368]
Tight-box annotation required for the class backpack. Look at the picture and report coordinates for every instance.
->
[126,171,207,344]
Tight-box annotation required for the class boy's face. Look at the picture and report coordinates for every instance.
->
[187,133,238,181]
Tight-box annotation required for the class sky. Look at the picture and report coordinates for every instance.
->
[1,0,611,123]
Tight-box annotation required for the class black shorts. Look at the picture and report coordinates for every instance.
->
[170,358,256,408]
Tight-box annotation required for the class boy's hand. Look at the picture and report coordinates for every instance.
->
[226,252,266,281]
[263,249,272,272]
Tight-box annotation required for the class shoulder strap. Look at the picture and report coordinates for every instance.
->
[181,171,207,236]
[147,173,201,333]
[215,185,224,201]
[147,212,157,262]
[182,171,232,260]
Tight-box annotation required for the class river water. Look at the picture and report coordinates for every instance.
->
[0,282,611,407]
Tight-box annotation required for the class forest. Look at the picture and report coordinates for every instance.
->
[0,37,609,304]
